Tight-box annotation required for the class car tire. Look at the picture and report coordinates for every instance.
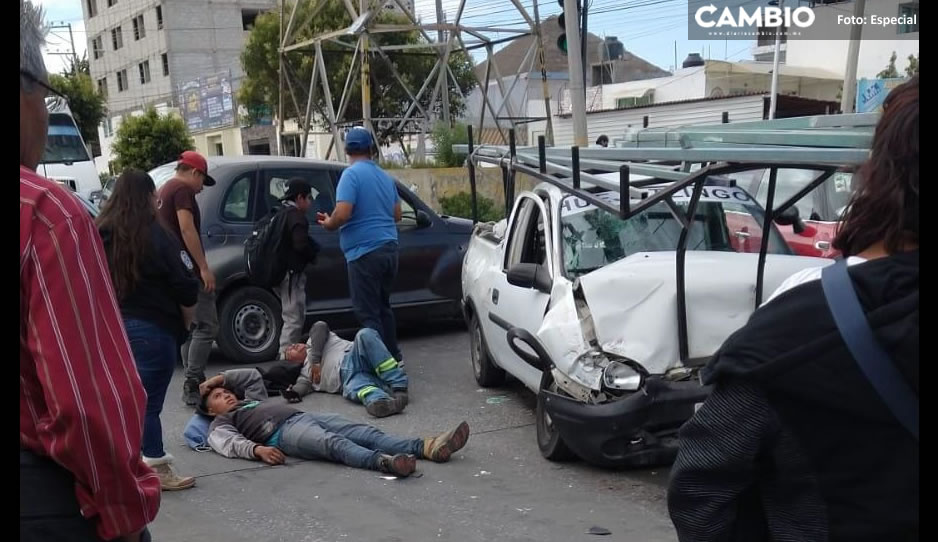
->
[218,286,282,364]
[536,372,576,462]
[469,311,505,387]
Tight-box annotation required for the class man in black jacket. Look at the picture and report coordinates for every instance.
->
[277,178,320,357]
[668,75,918,542]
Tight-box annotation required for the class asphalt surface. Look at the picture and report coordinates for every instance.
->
[151,325,678,542]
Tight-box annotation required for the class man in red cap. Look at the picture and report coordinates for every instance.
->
[157,150,218,406]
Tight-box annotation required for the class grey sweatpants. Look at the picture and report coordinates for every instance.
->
[278,271,307,357]
[182,288,218,382]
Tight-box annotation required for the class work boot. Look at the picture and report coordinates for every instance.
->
[376,454,417,477]
[182,378,201,407]
[365,396,406,418]
[423,421,470,463]
[143,454,196,491]
[392,390,409,408]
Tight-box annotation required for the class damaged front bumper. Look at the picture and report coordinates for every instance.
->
[541,377,711,468]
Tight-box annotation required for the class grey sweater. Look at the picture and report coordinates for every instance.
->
[207,368,299,460]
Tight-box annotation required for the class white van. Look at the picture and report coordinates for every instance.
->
[38,98,102,203]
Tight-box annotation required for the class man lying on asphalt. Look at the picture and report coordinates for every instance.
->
[198,368,469,477]
[279,321,408,417]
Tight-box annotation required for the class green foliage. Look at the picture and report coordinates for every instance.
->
[878,51,899,79]
[112,108,195,172]
[431,121,469,167]
[239,0,476,144]
[440,191,504,222]
[49,69,106,146]
[906,53,919,77]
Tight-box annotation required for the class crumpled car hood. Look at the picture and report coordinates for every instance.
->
[576,251,829,375]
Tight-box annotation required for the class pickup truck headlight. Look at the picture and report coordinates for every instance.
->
[602,361,643,391]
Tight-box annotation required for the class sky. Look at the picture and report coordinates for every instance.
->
[35,0,87,76]
[35,0,753,78]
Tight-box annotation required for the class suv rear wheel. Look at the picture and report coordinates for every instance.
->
[218,286,282,363]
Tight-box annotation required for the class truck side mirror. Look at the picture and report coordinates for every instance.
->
[774,205,807,235]
[507,263,552,294]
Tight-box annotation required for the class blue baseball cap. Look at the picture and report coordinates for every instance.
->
[345,127,374,152]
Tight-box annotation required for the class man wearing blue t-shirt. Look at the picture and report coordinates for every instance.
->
[317,127,403,361]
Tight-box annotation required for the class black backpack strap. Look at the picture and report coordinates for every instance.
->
[821,259,918,441]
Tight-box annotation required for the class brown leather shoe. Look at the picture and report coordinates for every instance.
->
[423,421,470,463]
[144,455,196,491]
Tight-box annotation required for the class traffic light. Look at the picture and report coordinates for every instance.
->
[556,0,580,56]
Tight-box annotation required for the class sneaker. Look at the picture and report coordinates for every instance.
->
[365,396,406,418]
[282,387,302,404]
[376,454,417,477]
[423,421,470,463]
[143,455,196,491]
[182,378,200,407]
[392,390,409,408]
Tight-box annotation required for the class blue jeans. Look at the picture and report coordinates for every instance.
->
[340,328,408,406]
[277,413,424,469]
[347,242,402,360]
[125,318,177,459]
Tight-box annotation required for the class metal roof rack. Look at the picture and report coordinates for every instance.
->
[458,113,873,365]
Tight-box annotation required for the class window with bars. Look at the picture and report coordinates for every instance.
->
[92,35,104,59]
[117,69,128,92]
[86,0,98,17]
[97,77,107,99]
[615,94,654,109]
[139,61,151,84]
[133,15,146,40]
[156,6,164,30]
[107,0,118,7]
[111,26,123,50]
[161,53,169,76]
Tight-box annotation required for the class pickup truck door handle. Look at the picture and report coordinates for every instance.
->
[815,240,831,250]
[491,288,499,305]
[734,230,751,240]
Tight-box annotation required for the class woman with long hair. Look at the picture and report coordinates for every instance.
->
[669,75,918,541]
[97,168,200,491]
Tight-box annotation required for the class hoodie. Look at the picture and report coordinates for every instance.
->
[668,251,918,542]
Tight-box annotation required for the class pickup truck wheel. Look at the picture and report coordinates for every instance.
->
[536,375,576,462]
[469,312,505,387]
[217,286,282,364]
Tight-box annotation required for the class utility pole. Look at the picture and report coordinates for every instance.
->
[840,0,866,113]
[580,0,588,98]
[47,22,79,70]
[436,0,450,124]
[361,0,374,137]
[532,0,555,145]
[768,0,784,120]
[563,0,588,146]
[277,1,285,155]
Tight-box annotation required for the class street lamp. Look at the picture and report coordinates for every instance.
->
[768,0,783,119]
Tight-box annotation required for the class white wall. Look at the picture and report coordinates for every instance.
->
[786,0,918,79]
[552,94,767,146]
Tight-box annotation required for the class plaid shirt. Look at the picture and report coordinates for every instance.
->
[20,167,161,540]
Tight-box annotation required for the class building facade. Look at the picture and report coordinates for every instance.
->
[82,0,278,172]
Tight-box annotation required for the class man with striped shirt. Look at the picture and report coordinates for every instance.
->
[20,2,160,540]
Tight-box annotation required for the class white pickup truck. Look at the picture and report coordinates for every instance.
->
[461,174,832,467]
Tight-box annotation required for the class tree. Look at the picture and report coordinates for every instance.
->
[906,53,919,77]
[49,54,106,148]
[239,0,476,146]
[112,108,195,172]
[878,51,899,78]
[431,121,469,167]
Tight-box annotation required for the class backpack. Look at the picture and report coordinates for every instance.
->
[256,361,303,396]
[244,206,291,288]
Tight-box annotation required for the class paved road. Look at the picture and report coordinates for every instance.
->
[151,326,678,542]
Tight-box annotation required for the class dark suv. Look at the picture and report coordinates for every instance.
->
[149,156,471,363]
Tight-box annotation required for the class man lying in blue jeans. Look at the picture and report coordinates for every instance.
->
[279,322,408,418]
[198,368,469,477]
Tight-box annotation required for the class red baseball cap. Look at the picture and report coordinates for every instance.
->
[177,151,216,186]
